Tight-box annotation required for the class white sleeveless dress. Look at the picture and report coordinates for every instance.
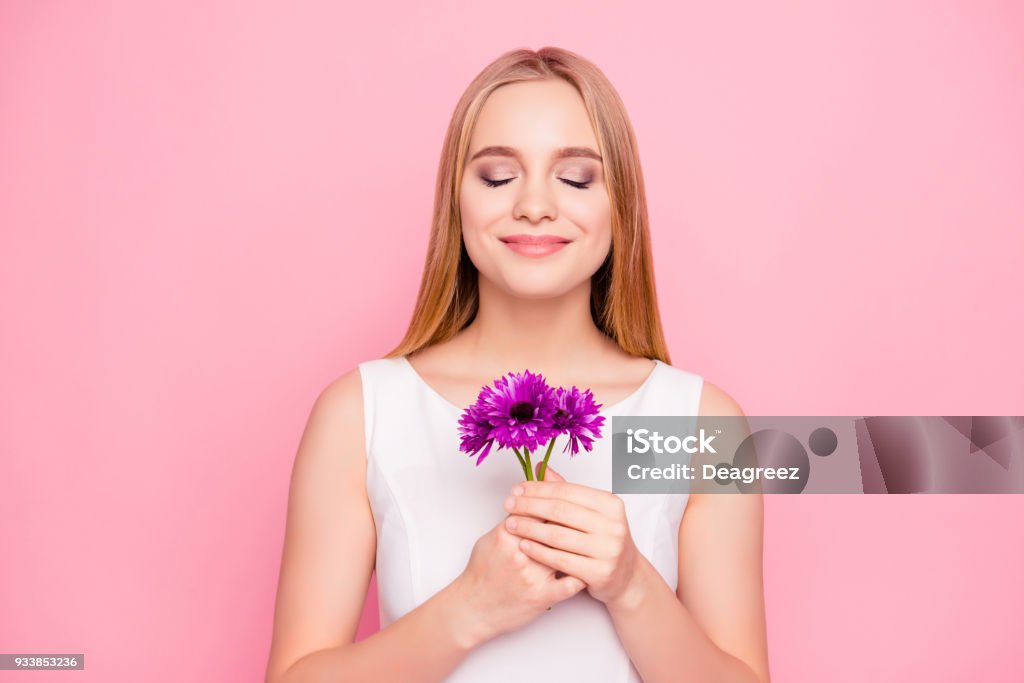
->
[357,355,705,682]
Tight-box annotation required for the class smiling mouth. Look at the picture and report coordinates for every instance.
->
[499,238,571,258]
[499,235,572,245]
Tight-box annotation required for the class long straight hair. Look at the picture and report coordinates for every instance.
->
[385,47,672,364]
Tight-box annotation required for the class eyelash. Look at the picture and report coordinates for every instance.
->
[481,177,591,190]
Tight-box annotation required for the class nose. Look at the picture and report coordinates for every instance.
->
[512,176,558,224]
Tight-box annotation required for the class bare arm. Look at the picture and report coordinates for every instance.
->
[602,381,771,683]
[264,369,485,683]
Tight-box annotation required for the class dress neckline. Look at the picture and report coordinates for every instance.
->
[398,355,664,416]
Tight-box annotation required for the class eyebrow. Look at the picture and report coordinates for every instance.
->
[468,145,603,163]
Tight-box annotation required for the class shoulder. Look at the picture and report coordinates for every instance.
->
[687,378,757,511]
[318,365,365,407]
[319,357,398,407]
[697,378,746,418]
[313,355,407,431]
[656,361,746,419]
[305,366,368,445]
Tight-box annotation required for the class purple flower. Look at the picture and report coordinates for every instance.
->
[551,386,606,456]
[458,369,558,465]
[457,401,496,466]
[457,366,609,475]
[479,369,559,453]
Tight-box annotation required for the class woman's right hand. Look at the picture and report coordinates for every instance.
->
[448,512,587,646]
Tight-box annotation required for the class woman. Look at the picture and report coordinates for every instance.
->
[265,47,770,683]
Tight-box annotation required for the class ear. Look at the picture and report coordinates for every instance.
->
[537,462,565,482]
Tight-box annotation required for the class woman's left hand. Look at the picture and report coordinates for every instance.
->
[502,463,644,609]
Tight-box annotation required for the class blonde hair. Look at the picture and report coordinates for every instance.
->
[385,47,671,364]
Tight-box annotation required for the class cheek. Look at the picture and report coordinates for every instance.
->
[458,184,478,227]
[565,194,613,247]
[458,184,503,267]
[459,181,508,231]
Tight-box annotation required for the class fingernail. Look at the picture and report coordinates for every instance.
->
[504,496,515,511]
[506,517,518,530]
[512,485,524,496]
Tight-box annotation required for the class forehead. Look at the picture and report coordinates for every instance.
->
[469,79,598,153]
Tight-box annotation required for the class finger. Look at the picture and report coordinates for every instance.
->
[506,515,597,557]
[517,479,622,518]
[546,573,587,607]
[536,462,566,482]
[518,537,596,584]
[506,532,556,577]
[506,494,607,533]
[534,467,566,528]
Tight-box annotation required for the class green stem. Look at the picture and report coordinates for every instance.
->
[537,437,557,481]
[511,447,530,481]
[523,447,534,481]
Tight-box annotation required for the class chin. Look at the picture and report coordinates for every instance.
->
[497,275,584,300]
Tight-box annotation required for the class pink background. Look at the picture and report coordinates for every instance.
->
[2,1,1022,681]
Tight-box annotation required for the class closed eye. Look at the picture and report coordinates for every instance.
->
[480,176,591,190]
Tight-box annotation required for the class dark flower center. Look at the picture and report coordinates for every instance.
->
[510,401,535,422]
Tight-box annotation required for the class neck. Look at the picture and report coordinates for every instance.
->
[458,275,618,375]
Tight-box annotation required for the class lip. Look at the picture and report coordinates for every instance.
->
[499,234,572,245]
[499,234,572,258]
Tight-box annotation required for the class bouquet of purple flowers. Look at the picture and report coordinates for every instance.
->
[457,368,606,481]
